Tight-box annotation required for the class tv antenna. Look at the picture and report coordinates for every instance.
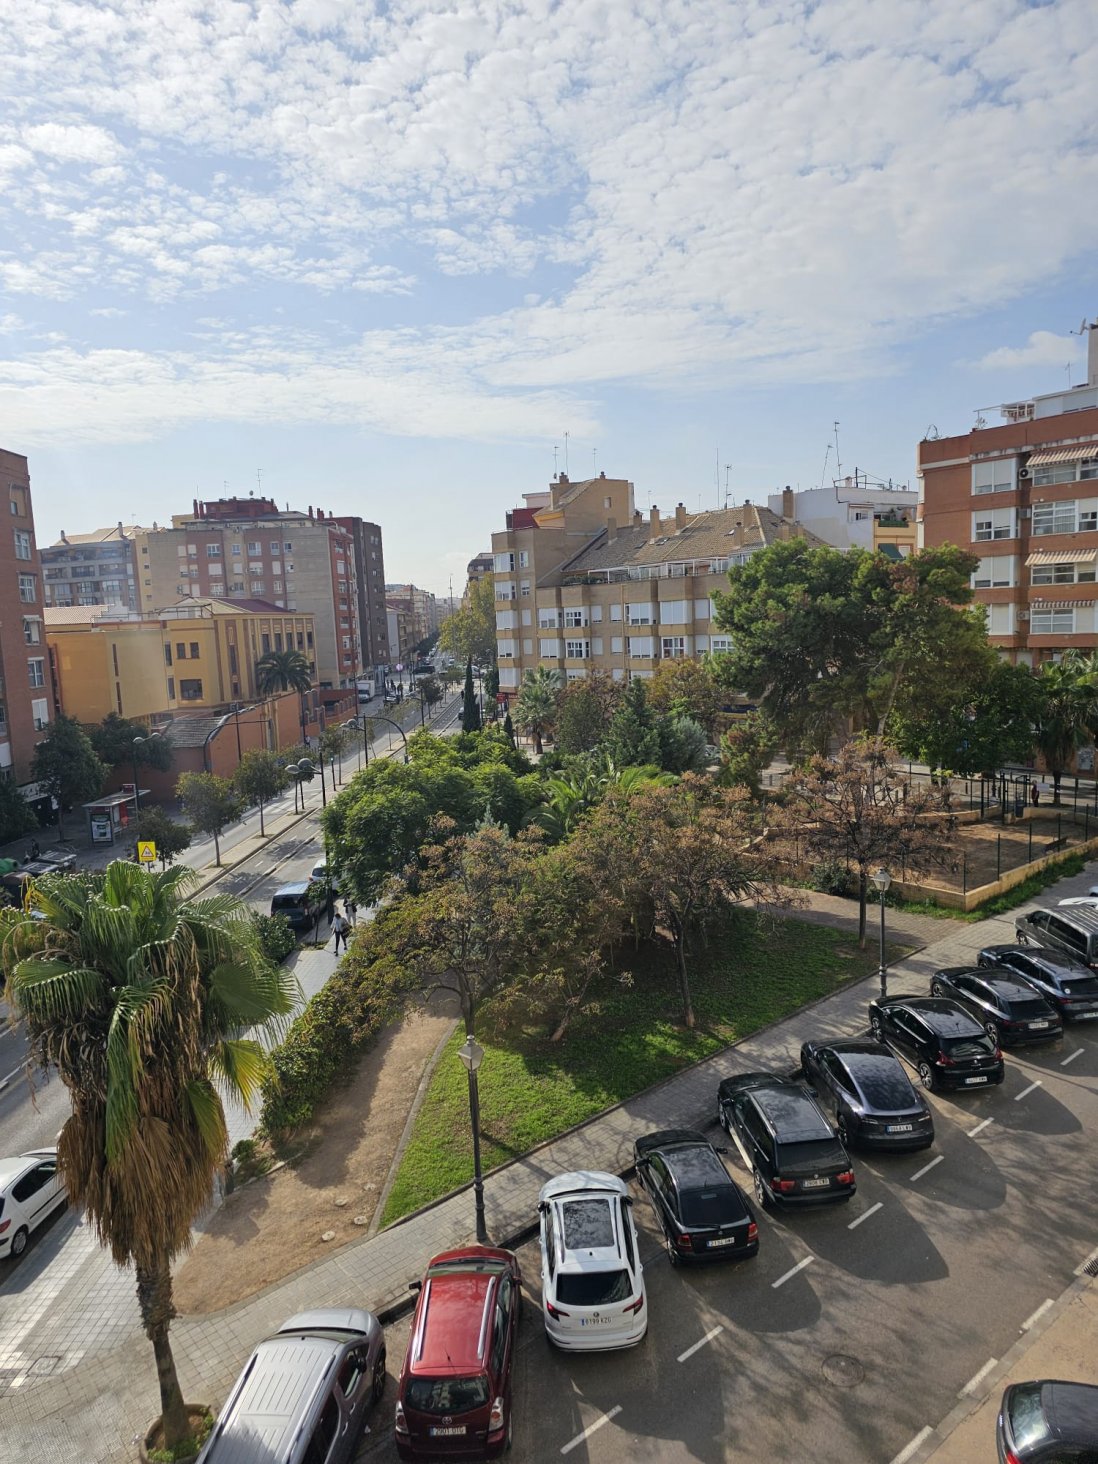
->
[833,421,842,480]
[818,442,832,490]
[563,431,570,475]
[723,464,732,508]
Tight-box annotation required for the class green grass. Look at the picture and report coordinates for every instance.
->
[873,850,1093,924]
[379,912,902,1227]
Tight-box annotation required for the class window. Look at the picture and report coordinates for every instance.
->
[179,678,203,700]
[518,550,529,568]
[1030,608,1076,635]
[565,639,589,659]
[626,602,655,625]
[972,460,1015,495]
[249,560,263,574]
[973,555,1015,588]
[1032,502,1077,537]
[972,508,1015,541]
[338,1349,367,1401]
[189,642,199,659]
[262,634,271,653]
[1032,462,1079,486]
[205,543,222,557]
[520,579,531,597]
[187,543,197,558]
[18,574,37,603]
[494,551,515,572]
[539,637,561,657]
[28,658,46,687]
[284,540,293,552]
[22,618,40,645]
[709,634,732,653]
[176,643,187,659]
[13,529,31,559]
[31,697,48,731]
[251,580,265,594]
[247,541,261,554]
[1031,562,1095,586]
[269,541,280,555]
[661,636,687,659]
[301,1396,339,1464]
[563,609,587,627]
[167,676,175,698]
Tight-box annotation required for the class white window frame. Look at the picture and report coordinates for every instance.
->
[972,508,1015,541]
[972,459,1015,495]
[1031,502,1077,537]
[1030,608,1075,635]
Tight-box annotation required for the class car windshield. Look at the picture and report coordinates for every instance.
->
[561,1197,615,1250]
[405,1375,489,1416]
[1006,997,1055,1019]
[1062,976,1098,996]
[940,1034,997,1058]
[555,1269,632,1306]
[1006,1383,1050,1451]
[679,1187,744,1227]
[776,1139,846,1170]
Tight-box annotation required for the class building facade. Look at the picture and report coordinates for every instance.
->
[918,320,1098,665]
[41,524,140,609]
[385,583,439,650]
[335,516,392,672]
[491,473,826,698]
[0,448,51,787]
[766,481,917,557]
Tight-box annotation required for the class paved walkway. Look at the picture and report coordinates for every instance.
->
[4,859,1096,1463]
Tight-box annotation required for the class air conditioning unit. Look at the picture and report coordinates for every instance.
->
[1020,507,1032,518]
[1017,610,1030,621]
[1018,467,1031,479]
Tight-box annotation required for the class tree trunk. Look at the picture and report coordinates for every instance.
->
[857,869,868,949]
[1052,770,1062,806]
[534,728,543,755]
[672,919,696,1028]
[213,828,221,866]
[136,1258,190,1448]
[258,796,265,837]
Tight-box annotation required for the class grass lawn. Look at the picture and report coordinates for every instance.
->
[379,910,906,1227]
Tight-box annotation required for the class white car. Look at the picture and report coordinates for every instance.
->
[537,1171,646,1351]
[1058,896,1098,908]
[0,1149,66,1259]
[310,860,339,893]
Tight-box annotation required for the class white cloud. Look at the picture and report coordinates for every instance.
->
[24,122,123,164]
[974,330,1087,373]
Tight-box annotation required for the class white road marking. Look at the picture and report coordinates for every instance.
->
[848,1201,882,1230]
[1021,1298,1054,1332]
[0,1061,26,1090]
[959,1357,999,1396]
[1014,1079,1043,1102]
[968,1117,995,1138]
[889,1426,933,1464]
[1061,1049,1084,1067]
[561,1406,622,1455]
[677,1325,724,1362]
[910,1154,943,1182]
[771,1256,814,1289]
[1075,1245,1098,1276]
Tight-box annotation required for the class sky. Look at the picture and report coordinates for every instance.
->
[2,0,1097,599]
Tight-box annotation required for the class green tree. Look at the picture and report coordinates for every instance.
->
[0,778,38,844]
[232,749,288,837]
[513,665,562,754]
[461,659,482,733]
[88,714,175,772]
[255,648,313,695]
[177,772,240,866]
[1033,660,1092,804]
[657,714,711,773]
[438,575,497,669]
[502,711,516,747]
[31,714,107,838]
[555,673,622,756]
[132,806,193,866]
[604,678,663,768]
[891,661,1043,777]
[418,674,442,712]
[1,864,298,1452]
[649,658,724,741]
[720,711,778,796]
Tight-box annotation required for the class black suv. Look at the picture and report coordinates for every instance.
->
[868,996,1005,1092]
[929,967,1062,1046]
[716,1072,855,1208]
[633,1129,758,1267]
[978,945,1098,1023]
[798,1040,934,1151]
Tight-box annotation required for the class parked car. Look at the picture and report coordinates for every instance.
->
[716,1072,856,1207]
[929,967,1062,1046]
[633,1129,758,1267]
[0,1149,66,1260]
[798,1040,934,1150]
[537,1171,646,1351]
[269,879,326,931]
[996,1379,1098,1462]
[868,996,1005,1092]
[1015,906,1098,969]
[395,1246,521,1459]
[310,859,340,894]
[1058,896,1098,908]
[198,1308,385,1464]
[978,945,1098,1023]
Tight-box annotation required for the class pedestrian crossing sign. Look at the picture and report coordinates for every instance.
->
[137,841,157,864]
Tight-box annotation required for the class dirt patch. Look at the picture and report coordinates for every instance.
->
[173,990,458,1314]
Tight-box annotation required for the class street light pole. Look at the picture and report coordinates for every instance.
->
[457,1034,488,1243]
[872,867,892,998]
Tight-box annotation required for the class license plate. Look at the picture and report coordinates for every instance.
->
[802,1177,830,1188]
[708,1236,737,1247]
[579,1315,613,1326]
[1073,1011,1098,1021]
[887,1123,913,1133]
[964,1076,989,1085]
[1029,1021,1050,1030]
[430,1427,467,1436]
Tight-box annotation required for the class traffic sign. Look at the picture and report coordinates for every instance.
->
[137,841,157,864]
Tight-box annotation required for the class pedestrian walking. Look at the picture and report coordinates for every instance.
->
[331,909,350,955]
[345,896,358,927]
[1031,783,1040,807]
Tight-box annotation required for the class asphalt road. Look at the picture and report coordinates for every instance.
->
[354,1020,1098,1464]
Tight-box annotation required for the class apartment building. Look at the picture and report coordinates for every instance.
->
[766,481,918,558]
[41,523,140,609]
[334,515,392,671]
[129,498,360,689]
[466,551,494,588]
[0,448,52,787]
[918,319,1098,665]
[385,583,439,649]
[491,472,826,697]
[46,597,318,723]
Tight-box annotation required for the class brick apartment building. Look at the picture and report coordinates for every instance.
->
[0,448,52,793]
[918,319,1098,665]
[334,515,392,673]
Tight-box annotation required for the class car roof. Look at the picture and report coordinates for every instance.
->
[983,944,1092,974]
[938,967,1035,998]
[721,1074,832,1139]
[640,1134,730,1190]
[273,881,310,895]
[410,1268,496,1375]
[276,1308,375,1341]
[1023,905,1098,931]
[540,1170,627,1203]
[879,996,984,1035]
[1039,1379,1098,1440]
[0,1150,56,1186]
[210,1332,343,1461]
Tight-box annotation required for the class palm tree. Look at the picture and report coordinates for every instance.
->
[513,665,562,754]
[1033,659,1092,804]
[1,863,299,1451]
[255,648,313,695]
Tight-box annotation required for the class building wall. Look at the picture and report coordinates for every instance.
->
[0,448,51,785]
[766,483,918,552]
[338,516,392,671]
[41,529,138,609]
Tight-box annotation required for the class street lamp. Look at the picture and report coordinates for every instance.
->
[348,716,371,770]
[130,732,162,816]
[456,1034,488,1243]
[871,867,892,998]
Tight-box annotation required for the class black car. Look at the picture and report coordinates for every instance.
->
[868,996,1005,1092]
[798,1040,934,1151]
[978,945,1098,1024]
[716,1072,855,1208]
[633,1129,759,1266]
[929,967,1062,1046]
[996,1380,1098,1462]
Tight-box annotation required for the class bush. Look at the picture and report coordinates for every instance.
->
[811,858,851,896]
[251,911,297,964]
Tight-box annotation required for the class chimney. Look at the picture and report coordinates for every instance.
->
[193,498,198,517]
[675,502,687,530]
[606,516,617,543]
[781,486,795,520]
[599,469,606,479]
[308,505,313,519]
[649,505,662,540]
[1089,318,1098,388]
[633,509,643,527]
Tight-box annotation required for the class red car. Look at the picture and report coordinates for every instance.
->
[395,1245,522,1460]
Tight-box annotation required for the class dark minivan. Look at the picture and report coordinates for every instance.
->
[869,995,1005,1092]
[799,1040,934,1150]
[270,880,325,931]
[980,944,1098,1023]
[717,1072,855,1208]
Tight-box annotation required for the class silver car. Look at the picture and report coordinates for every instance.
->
[0,1148,66,1259]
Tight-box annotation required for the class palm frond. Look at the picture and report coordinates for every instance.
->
[184,1078,229,1163]
[8,959,107,1021]
[209,1039,270,1112]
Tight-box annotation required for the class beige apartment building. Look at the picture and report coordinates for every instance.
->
[491,473,825,698]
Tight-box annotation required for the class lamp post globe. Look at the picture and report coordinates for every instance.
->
[871,867,892,998]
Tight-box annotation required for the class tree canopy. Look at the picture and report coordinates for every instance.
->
[439,576,498,668]
[177,772,240,866]
[255,648,313,695]
[31,714,107,837]
[88,714,174,771]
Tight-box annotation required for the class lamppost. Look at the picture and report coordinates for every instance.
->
[130,732,162,817]
[872,867,891,998]
[457,1034,488,1243]
[348,716,371,770]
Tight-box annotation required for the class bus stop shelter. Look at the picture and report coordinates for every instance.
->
[82,791,143,848]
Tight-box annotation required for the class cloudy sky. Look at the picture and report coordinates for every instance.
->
[2,0,1096,595]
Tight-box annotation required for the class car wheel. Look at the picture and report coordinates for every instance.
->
[752,1167,769,1208]
[870,1016,884,1041]
[10,1226,28,1259]
[371,1347,386,1404]
[917,1061,936,1092]
[984,1021,999,1042]
[506,1411,513,1452]
[930,980,944,997]
[837,1114,851,1148]
[666,1234,681,1267]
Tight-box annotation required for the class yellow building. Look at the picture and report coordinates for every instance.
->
[46,596,317,723]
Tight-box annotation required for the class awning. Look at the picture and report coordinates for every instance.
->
[1026,444,1098,466]
[1031,599,1082,609]
[877,543,903,561]
[1026,549,1098,566]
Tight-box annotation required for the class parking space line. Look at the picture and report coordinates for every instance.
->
[959,1357,998,1396]
[677,1325,724,1362]
[561,1406,622,1455]
[1014,1079,1043,1102]
[848,1201,882,1230]
[771,1256,813,1289]
[968,1117,995,1138]
[889,1426,933,1464]
[1075,1245,1098,1276]
[910,1154,943,1183]
[1021,1298,1054,1332]
[1061,1049,1084,1067]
